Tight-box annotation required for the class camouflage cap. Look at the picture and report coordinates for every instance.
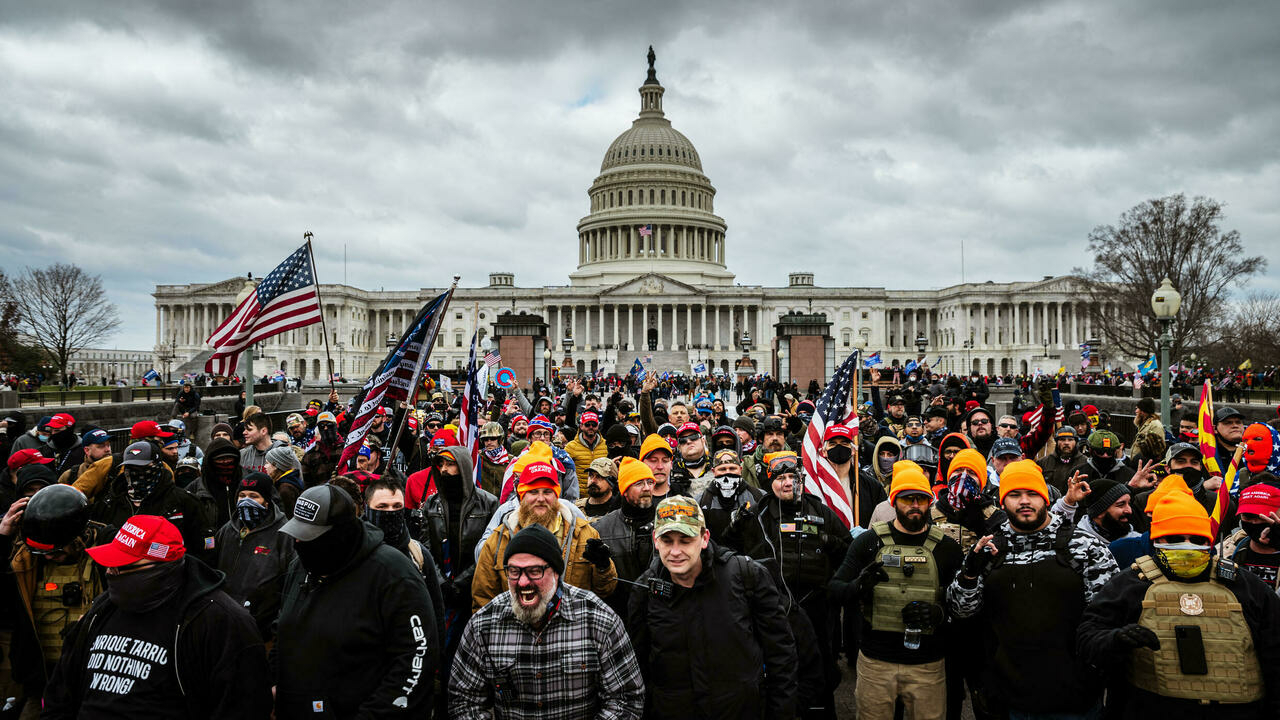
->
[654,495,705,538]
[588,456,617,479]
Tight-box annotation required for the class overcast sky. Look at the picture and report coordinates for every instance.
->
[2,0,1276,350]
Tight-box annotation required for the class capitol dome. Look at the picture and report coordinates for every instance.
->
[570,48,733,287]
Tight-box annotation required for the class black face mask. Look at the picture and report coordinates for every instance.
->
[294,518,363,577]
[237,498,270,528]
[1240,521,1276,548]
[51,430,77,451]
[825,445,852,465]
[607,444,634,460]
[1092,455,1116,473]
[368,508,409,548]
[1173,467,1206,487]
[125,464,164,504]
[109,559,185,613]
[319,425,339,445]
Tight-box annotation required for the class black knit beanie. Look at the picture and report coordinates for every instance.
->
[504,523,565,575]
[1086,478,1131,518]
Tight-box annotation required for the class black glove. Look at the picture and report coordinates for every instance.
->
[727,501,758,535]
[440,578,465,604]
[962,544,997,579]
[1115,623,1161,651]
[583,538,612,570]
[901,600,944,629]
[851,560,889,601]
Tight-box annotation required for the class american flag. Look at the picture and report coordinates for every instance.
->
[338,291,450,471]
[484,351,501,369]
[458,332,490,481]
[801,349,861,529]
[205,243,322,376]
[638,224,653,237]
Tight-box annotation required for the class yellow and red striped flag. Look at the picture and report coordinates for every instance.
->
[1197,379,1221,477]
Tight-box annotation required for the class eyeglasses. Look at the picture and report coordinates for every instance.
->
[426,423,442,430]
[678,435,701,445]
[505,564,550,581]
[998,423,1018,429]
[970,418,991,426]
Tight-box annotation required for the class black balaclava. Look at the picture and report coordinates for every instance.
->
[294,516,364,577]
[437,458,465,506]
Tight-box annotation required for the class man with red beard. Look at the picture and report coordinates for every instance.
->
[470,453,617,611]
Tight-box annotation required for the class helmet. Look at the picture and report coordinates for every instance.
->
[22,484,89,554]
[479,421,504,440]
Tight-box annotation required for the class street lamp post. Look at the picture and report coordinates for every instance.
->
[777,348,786,381]
[963,333,975,375]
[1151,278,1182,429]
[542,348,552,388]
[336,341,345,380]
[914,333,928,364]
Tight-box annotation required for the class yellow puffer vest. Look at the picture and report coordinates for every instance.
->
[864,522,945,634]
[1127,555,1263,703]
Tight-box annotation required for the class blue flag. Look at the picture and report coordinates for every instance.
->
[143,369,160,383]
[863,351,882,369]
[904,359,918,374]
[1137,354,1157,376]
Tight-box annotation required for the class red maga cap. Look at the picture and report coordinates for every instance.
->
[86,515,186,567]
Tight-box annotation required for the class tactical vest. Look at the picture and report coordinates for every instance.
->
[777,513,828,591]
[930,504,996,554]
[32,557,99,664]
[865,522,945,634]
[1126,555,1263,703]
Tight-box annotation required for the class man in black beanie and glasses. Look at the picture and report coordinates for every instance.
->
[450,523,645,719]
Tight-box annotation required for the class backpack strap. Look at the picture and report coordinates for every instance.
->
[407,539,426,573]
[1052,520,1081,573]
[1132,554,1165,584]
[922,524,945,554]
[872,521,893,543]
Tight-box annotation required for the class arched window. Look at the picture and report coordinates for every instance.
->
[628,190,633,205]
[660,189,665,204]
[681,191,686,206]
[649,189,654,203]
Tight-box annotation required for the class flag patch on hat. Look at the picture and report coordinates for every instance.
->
[147,542,171,559]
[294,497,320,522]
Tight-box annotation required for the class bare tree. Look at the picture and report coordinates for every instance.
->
[1075,194,1265,362]
[12,264,121,385]
[1199,292,1280,368]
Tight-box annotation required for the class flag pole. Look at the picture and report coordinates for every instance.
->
[304,231,337,395]
[387,276,460,470]
[852,351,861,527]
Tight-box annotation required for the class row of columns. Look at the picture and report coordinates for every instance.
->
[579,224,725,265]
[545,303,762,353]
[885,301,1116,351]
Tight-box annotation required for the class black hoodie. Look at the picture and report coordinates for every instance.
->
[190,438,243,529]
[274,522,439,719]
[42,557,272,719]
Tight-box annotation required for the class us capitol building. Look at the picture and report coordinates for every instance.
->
[154,50,1112,388]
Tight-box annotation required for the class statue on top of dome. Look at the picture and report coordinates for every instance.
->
[645,45,658,85]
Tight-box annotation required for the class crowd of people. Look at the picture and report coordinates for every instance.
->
[0,363,1278,719]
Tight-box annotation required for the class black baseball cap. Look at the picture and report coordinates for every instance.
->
[280,485,358,541]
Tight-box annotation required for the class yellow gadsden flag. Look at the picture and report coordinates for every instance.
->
[1238,359,1252,371]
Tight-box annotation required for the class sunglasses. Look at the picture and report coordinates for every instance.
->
[970,418,991,426]
[998,423,1018,430]
[678,435,702,445]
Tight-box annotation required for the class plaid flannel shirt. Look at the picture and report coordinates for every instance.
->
[449,583,644,720]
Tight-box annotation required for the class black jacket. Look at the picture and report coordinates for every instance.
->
[421,445,497,612]
[735,492,851,599]
[214,508,296,636]
[1077,565,1280,719]
[273,523,439,719]
[42,557,272,719]
[627,544,798,720]
[86,466,214,563]
[189,438,243,529]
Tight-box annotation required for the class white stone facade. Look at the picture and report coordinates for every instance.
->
[153,53,1112,383]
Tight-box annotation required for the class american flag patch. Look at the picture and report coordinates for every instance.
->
[204,536,215,550]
